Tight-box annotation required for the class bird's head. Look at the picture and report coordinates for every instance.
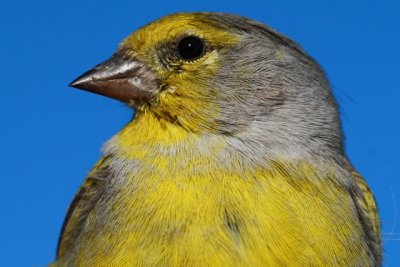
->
[71,13,344,159]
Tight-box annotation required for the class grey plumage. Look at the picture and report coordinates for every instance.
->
[55,12,381,266]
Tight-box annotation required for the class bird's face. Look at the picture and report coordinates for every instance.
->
[71,13,343,157]
[71,13,242,133]
[123,14,245,132]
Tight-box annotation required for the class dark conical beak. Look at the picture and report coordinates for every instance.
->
[69,52,159,105]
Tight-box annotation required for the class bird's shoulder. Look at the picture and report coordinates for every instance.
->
[56,155,111,259]
[351,171,382,263]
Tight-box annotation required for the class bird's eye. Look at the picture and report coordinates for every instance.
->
[177,36,205,61]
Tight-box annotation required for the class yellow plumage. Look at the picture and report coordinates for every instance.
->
[54,13,381,266]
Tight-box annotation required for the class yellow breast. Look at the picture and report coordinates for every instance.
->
[64,112,371,266]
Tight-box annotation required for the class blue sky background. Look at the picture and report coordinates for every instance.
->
[1,0,399,266]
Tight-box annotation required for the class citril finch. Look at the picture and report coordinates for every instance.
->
[53,13,382,266]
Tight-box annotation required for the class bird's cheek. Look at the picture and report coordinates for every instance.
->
[155,86,220,132]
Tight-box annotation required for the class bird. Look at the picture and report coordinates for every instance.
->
[53,12,382,266]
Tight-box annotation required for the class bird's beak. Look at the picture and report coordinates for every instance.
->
[69,51,159,105]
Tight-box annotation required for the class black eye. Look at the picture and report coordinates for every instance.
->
[177,36,205,61]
